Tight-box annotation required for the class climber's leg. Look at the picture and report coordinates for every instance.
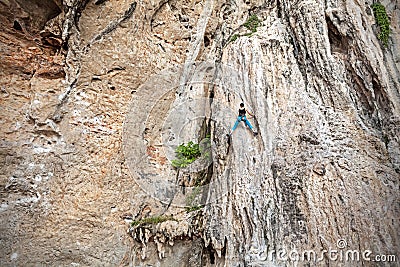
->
[243,116,254,130]
[230,116,242,134]
[243,117,258,136]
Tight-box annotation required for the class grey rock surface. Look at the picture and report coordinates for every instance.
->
[0,0,399,266]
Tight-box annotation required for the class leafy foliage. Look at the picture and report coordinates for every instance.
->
[244,14,261,33]
[199,137,211,160]
[229,14,261,43]
[186,186,201,205]
[230,34,239,42]
[171,141,201,168]
[372,3,390,47]
[185,186,204,212]
[131,215,175,227]
[185,205,204,212]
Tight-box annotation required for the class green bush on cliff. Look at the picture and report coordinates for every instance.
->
[172,141,201,168]
[185,205,204,212]
[230,34,239,42]
[185,185,204,212]
[371,3,390,47]
[229,14,261,43]
[244,14,261,33]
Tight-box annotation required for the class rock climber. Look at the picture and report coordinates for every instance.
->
[229,103,258,136]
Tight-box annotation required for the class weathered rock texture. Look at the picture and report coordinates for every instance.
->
[0,0,399,266]
[204,0,400,265]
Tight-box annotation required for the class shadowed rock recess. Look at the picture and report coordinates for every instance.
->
[0,0,399,266]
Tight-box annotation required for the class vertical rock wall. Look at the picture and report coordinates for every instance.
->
[203,0,399,266]
[0,0,398,266]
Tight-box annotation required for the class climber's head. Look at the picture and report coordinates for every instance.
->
[240,103,244,108]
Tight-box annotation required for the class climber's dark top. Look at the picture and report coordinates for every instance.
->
[239,107,246,116]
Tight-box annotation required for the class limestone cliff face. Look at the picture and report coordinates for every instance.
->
[0,0,399,266]
[203,1,400,265]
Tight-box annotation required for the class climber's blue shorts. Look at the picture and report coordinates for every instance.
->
[232,116,253,131]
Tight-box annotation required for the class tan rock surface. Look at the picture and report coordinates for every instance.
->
[0,0,399,266]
